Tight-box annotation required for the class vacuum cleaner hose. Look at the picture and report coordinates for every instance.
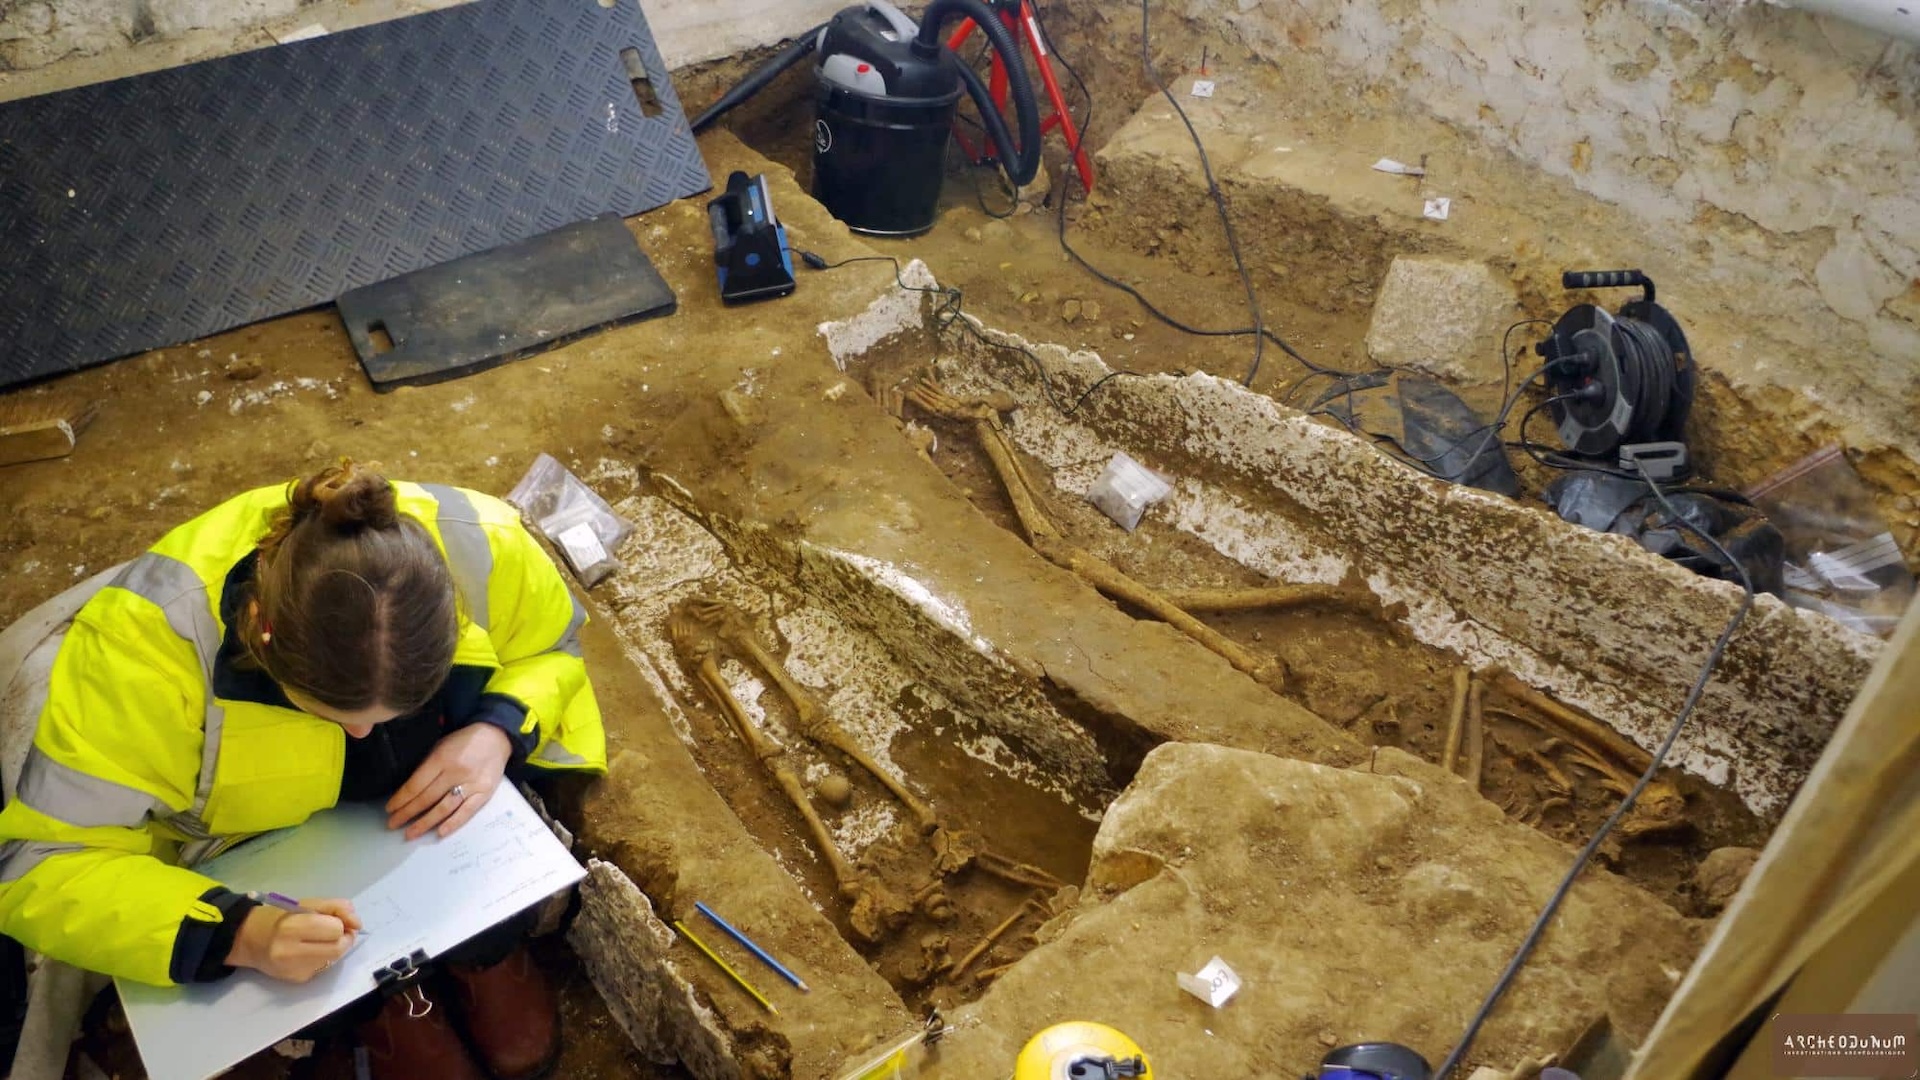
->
[690,25,828,134]
[915,0,1042,187]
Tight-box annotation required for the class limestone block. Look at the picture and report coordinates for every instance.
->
[930,744,1703,1076]
[1691,846,1761,916]
[1366,257,1521,384]
[568,860,748,1080]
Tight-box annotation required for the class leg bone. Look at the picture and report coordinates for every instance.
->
[1164,584,1383,619]
[908,379,1059,546]
[706,601,941,833]
[691,658,863,898]
[1489,670,1652,774]
[970,850,1066,892]
[1036,537,1287,691]
[1462,679,1487,792]
[675,605,868,902]
[950,896,1044,981]
[1441,668,1471,774]
[912,380,1285,691]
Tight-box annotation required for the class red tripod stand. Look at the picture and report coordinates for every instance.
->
[947,1,1095,195]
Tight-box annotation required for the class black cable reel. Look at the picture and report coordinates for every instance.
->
[1535,270,1697,481]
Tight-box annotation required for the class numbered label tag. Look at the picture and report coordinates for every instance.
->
[1176,955,1242,1007]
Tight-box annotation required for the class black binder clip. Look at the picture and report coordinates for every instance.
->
[708,171,796,305]
[375,948,435,1018]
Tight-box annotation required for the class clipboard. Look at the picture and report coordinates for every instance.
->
[118,785,584,1080]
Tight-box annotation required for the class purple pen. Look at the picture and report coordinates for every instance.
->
[254,892,368,933]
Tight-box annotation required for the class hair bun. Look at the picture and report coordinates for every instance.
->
[297,459,399,531]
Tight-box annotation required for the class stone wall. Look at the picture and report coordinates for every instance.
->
[1164,0,1919,468]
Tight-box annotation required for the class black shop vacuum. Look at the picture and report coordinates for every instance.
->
[691,0,1042,236]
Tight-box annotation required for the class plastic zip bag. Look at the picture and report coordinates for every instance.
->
[505,454,635,586]
[1087,452,1173,531]
[1744,446,1915,637]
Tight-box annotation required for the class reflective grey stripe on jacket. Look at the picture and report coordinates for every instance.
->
[6,551,221,876]
[525,596,588,768]
[422,484,493,631]
[0,839,86,884]
[530,741,590,767]
[552,593,586,659]
[427,485,590,764]
[117,553,225,840]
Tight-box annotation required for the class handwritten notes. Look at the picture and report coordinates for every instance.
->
[120,785,584,1080]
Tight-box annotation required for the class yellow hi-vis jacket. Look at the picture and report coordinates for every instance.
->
[0,481,605,987]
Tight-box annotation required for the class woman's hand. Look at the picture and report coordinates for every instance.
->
[386,724,513,840]
[227,899,361,983]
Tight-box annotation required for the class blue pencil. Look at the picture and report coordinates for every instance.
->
[695,901,809,992]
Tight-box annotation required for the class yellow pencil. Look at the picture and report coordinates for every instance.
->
[673,919,778,1014]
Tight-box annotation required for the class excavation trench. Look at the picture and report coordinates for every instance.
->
[3,104,1887,1075]
[582,481,1112,1012]
[556,257,1876,1078]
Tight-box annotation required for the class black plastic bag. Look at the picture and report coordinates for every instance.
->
[1543,472,1785,595]
[1314,373,1520,496]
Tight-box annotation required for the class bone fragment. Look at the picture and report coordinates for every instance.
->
[951,898,1042,980]
[1463,679,1486,792]
[1441,668,1472,773]
[1489,670,1652,773]
[1163,584,1377,617]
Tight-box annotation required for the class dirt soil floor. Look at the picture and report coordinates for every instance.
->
[0,26,1813,1077]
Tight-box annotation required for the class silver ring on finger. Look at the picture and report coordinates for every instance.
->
[449,784,466,800]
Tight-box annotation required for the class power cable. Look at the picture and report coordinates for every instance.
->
[1302,320,1557,481]
[1038,0,1390,393]
[970,160,1020,220]
[1131,0,1267,387]
[1033,4,1438,406]
[1431,471,1758,1078]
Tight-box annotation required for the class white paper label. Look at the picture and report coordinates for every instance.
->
[1191,79,1216,98]
[1177,956,1242,1007]
[556,521,609,572]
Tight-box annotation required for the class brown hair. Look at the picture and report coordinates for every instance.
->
[243,460,459,715]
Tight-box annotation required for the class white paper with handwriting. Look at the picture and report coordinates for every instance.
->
[119,785,583,1080]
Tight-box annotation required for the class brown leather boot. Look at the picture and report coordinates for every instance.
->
[358,983,487,1080]
[445,946,562,1080]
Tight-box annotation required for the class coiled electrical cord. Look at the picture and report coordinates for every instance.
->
[1548,307,1687,455]
[1613,315,1675,441]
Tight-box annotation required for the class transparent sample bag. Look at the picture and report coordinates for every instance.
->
[1745,445,1915,637]
[505,454,635,586]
